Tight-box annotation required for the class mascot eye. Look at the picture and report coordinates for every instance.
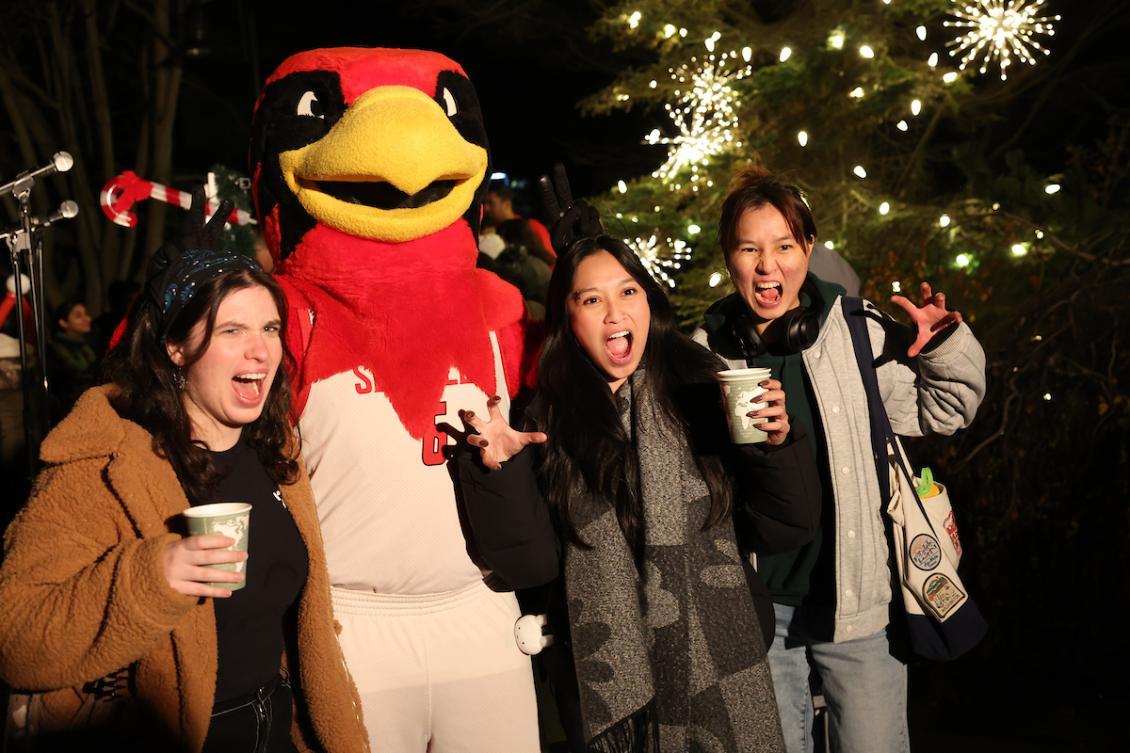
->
[442,87,458,117]
[296,91,324,119]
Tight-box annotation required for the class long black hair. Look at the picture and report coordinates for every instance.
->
[538,236,732,550]
[102,266,298,503]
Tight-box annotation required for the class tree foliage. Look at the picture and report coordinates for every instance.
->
[0,0,185,312]
[583,0,1130,719]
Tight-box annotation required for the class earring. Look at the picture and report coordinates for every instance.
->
[173,368,186,390]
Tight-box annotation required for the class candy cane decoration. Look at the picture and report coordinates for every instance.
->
[1,274,32,330]
[100,171,256,228]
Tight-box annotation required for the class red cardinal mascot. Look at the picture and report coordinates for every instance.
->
[251,48,539,751]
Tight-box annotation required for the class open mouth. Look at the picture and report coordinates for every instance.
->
[754,282,783,307]
[232,372,268,403]
[606,330,634,366]
[308,178,458,210]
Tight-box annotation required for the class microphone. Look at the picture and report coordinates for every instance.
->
[0,152,74,198]
[0,201,79,242]
[34,200,80,228]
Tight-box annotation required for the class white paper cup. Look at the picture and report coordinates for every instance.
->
[182,502,251,590]
[715,367,773,444]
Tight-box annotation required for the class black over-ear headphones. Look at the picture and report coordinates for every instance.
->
[729,279,824,361]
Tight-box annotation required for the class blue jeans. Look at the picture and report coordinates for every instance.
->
[767,603,909,753]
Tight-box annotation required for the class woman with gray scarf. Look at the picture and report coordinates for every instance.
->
[456,198,820,752]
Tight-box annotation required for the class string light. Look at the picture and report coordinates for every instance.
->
[648,46,753,186]
[706,31,722,52]
[627,10,642,29]
[939,213,952,227]
[742,46,752,61]
[663,23,677,38]
[897,120,909,131]
[853,165,868,178]
[828,30,846,49]
[687,224,701,235]
[708,272,724,287]
[617,180,628,194]
[892,281,902,293]
[911,98,923,115]
[943,0,1061,81]
[779,46,793,62]
[626,234,694,288]
[649,80,657,88]
[859,45,875,59]
[879,201,891,215]
[1044,183,1061,194]
[943,71,959,83]
[955,252,972,268]
[1011,242,1029,257]
[916,26,928,41]
[850,86,865,98]
[928,52,940,67]
[1043,392,1052,401]
[797,130,809,147]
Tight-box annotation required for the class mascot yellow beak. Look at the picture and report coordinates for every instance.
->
[278,85,488,243]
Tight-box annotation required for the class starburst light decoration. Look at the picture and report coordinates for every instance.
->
[943,0,1061,81]
[627,234,693,289]
[646,47,752,186]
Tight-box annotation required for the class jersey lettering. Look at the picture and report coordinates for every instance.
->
[422,400,449,467]
[353,366,374,394]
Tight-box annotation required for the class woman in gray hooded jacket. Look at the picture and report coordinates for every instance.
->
[694,166,987,753]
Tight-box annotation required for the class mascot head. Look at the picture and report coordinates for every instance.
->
[250,47,490,265]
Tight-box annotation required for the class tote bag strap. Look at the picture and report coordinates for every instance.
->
[840,298,939,538]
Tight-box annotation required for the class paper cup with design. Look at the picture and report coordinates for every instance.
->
[182,503,251,590]
[715,367,773,444]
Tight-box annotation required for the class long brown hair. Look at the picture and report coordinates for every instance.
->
[102,267,298,503]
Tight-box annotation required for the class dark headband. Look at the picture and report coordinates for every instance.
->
[147,246,260,340]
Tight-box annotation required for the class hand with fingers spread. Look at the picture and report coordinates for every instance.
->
[890,281,964,358]
[461,396,548,471]
[163,535,247,599]
[747,378,792,446]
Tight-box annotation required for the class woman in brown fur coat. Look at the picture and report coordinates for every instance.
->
[0,200,368,753]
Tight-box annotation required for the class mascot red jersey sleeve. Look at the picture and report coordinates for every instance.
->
[250,47,539,751]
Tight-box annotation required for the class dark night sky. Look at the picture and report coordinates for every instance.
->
[170,0,1127,214]
[174,0,659,215]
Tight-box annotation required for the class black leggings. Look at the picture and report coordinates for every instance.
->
[202,674,298,753]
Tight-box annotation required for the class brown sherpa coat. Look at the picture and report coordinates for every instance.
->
[0,386,369,753]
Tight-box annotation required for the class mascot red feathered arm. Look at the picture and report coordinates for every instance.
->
[248,47,540,750]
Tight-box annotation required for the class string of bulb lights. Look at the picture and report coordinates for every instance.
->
[612,2,1063,289]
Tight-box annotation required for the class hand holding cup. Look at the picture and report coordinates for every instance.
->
[163,535,247,598]
[746,378,791,446]
[716,367,773,444]
[177,502,252,596]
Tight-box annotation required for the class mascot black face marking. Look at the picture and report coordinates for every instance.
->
[251,71,347,259]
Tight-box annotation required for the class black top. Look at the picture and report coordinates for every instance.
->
[203,437,308,703]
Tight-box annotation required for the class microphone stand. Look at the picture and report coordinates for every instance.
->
[3,188,52,482]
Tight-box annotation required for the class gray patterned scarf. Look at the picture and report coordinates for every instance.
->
[563,370,785,753]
